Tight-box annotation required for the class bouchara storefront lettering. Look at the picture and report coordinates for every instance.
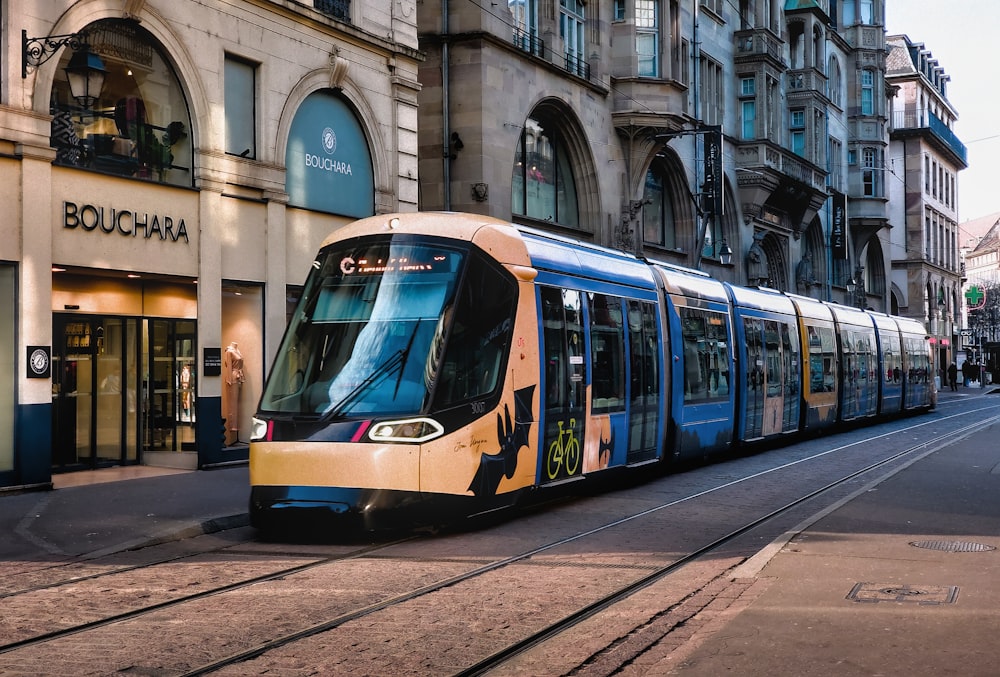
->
[63,201,190,243]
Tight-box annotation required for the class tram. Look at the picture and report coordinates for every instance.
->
[249,212,934,531]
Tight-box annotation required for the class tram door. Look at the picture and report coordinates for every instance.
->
[743,318,787,438]
[52,315,139,468]
[626,300,659,463]
[541,287,586,482]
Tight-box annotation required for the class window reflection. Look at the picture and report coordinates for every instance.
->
[49,19,192,186]
[512,116,579,227]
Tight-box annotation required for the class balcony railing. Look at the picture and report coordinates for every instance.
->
[512,27,545,59]
[564,52,591,81]
[891,109,967,165]
[734,29,784,65]
[315,0,350,21]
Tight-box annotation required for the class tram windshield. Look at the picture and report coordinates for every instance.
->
[260,238,467,416]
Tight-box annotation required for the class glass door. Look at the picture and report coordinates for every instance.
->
[142,318,197,453]
[176,320,197,450]
[52,317,95,467]
[52,315,138,468]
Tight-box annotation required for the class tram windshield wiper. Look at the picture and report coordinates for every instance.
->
[326,320,422,418]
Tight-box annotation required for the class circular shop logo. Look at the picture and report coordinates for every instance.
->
[29,348,49,376]
[322,127,337,155]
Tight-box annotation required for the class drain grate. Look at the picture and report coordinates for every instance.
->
[910,540,996,553]
[847,582,959,605]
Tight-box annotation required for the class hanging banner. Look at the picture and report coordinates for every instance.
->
[830,190,848,260]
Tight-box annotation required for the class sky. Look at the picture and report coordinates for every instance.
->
[885,1,1000,223]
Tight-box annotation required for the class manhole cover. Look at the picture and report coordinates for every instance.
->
[847,582,959,605]
[910,540,996,553]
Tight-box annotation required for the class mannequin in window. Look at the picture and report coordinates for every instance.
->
[180,363,193,421]
[223,342,245,445]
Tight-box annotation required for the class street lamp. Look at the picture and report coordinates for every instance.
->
[22,29,106,106]
[718,240,733,266]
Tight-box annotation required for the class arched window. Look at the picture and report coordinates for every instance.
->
[828,56,842,107]
[642,163,676,248]
[512,115,579,227]
[49,19,193,187]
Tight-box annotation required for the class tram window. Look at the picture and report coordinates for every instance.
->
[679,307,729,403]
[589,294,625,412]
[432,256,517,407]
[782,322,799,395]
[541,287,585,411]
[883,335,901,382]
[806,324,836,393]
[765,322,782,397]
[629,301,660,400]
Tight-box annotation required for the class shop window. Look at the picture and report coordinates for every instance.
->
[512,115,580,228]
[49,19,193,186]
[225,56,257,159]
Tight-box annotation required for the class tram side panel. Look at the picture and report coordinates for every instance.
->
[896,316,935,411]
[870,313,904,416]
[828,304,879,422]
[726,285,802,445]
[653,266,735,462]
[422,269,541,498]
[787,295,839,432]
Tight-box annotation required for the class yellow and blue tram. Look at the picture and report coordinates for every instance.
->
[249,212,934,531]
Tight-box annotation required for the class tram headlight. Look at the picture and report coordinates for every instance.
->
[250,417,269,442]
[368,417,444,443]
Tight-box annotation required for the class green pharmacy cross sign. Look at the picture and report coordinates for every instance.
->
[966,285,986,310]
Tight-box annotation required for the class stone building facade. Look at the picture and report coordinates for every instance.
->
[886,33,967,371]
[417,0,896,311]
[0,0,420,489]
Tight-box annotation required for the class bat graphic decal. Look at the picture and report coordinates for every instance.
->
[467,385,535,496]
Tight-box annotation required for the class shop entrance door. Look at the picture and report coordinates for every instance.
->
[52,316,139,469]
[142,319,197,454]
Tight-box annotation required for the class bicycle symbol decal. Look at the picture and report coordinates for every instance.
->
[546,418,581,480]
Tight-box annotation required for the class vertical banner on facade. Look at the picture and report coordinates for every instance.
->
[830,190,848,260]
[702,125,724,222]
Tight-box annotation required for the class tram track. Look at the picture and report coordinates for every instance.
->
[0,403,995,676]
[456,412,1000,676]
[0,538,415,654]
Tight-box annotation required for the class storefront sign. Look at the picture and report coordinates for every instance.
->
[27,346,51,378]
[63,201,190,243]
[286,91,374,218]
[203,347,222,377]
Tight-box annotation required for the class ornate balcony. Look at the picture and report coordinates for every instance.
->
[734,29,785,69]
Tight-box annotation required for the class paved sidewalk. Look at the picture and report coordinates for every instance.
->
[656,388,1000,676]
[0,464,248,560]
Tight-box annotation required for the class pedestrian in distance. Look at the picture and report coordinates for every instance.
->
[947,361,958,391]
